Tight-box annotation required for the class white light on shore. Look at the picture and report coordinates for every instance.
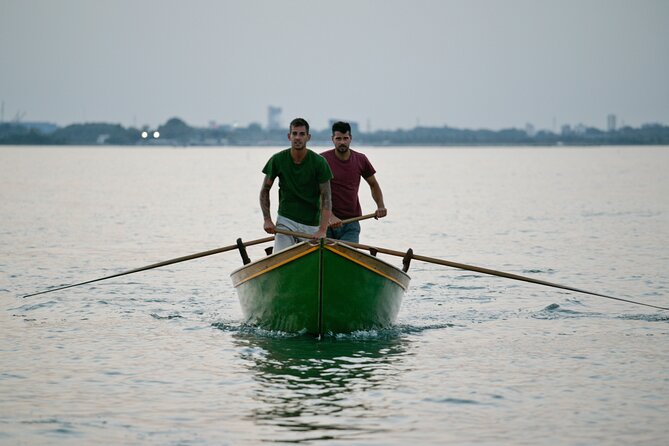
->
[153,131,160,138]
[141,131,148,138]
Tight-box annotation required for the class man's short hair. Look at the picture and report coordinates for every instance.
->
[331,121,351,136]
[290,118,310,134]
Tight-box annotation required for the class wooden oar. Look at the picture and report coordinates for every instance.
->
[24,214,376,298]
[344,241,669,311]
[276,226,668,311]
[23,236,274,298]
[339,213,377,225]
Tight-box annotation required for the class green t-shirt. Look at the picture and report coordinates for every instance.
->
[262,149,333,226]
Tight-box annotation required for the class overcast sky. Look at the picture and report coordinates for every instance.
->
[1,0,668,131]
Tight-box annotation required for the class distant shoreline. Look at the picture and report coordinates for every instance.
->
[2,118,669,147]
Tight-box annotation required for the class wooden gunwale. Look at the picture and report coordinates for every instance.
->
[324,243,411,290]
[231,240,410,290]
[231,243,318,287]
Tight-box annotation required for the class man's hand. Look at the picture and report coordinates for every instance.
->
[375,207,387,219]
[312,227,327,240]
[263,218,276,234]
[329,215,343,228]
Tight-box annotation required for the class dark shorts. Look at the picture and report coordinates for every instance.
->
[326,221,361,243]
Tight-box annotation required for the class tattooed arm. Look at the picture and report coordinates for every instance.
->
[260,175,276,234]
[313,181,332,239]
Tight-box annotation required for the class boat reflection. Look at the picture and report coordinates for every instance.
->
[233,331,411,443]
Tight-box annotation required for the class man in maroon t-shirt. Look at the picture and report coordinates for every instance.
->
[320,121,387,242]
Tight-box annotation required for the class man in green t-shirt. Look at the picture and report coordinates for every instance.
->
[260,118,333,252]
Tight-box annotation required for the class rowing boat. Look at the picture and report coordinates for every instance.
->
[230,239,411,336]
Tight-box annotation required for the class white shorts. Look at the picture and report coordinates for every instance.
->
[274,215,319,252]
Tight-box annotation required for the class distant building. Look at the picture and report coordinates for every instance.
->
[574,123,587,135]
[607,114,617,132]
[267,106,282,130]
[525,123,536,137]
[561,124,572,135]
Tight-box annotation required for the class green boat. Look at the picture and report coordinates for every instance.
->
[230,239,411,336]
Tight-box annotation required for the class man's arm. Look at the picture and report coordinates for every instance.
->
[365,174,387,218]
[260,175,276,234]
[314,181,332,239]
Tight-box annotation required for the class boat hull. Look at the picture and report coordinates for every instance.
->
[230,240,410,335]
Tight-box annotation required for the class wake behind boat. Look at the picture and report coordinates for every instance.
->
[230,239,411,336]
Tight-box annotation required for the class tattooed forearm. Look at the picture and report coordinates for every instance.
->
[260,176,273,219]
[319,181,332,211]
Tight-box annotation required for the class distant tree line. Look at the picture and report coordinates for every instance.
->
[2,118,669,146]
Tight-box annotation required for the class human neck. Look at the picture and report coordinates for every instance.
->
[291,147,307,164]
[334,148,351,161]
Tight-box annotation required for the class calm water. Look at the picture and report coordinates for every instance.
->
[1,145,668,445]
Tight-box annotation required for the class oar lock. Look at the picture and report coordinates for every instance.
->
[402,248,413,273]
[236,238,252,265]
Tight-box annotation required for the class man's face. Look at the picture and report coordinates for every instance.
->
[288,125,310,150]
[332,131,351,153]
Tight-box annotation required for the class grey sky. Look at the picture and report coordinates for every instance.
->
[1,0,668,131]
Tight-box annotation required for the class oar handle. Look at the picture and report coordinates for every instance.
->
[338,213,377,225]
[274,228,315,239]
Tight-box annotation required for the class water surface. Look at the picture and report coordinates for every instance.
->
[1,145,668,445]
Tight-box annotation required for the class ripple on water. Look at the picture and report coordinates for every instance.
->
[531,303,605,320]
[1,372,26,380]
[426,397,481,405]
[10,300,59,312]
[21,419,82,438]
[618,313,669,323]
[150,313,183,320]
[522,268,557,275]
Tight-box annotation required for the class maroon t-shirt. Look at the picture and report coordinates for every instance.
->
[320,149,376,220]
